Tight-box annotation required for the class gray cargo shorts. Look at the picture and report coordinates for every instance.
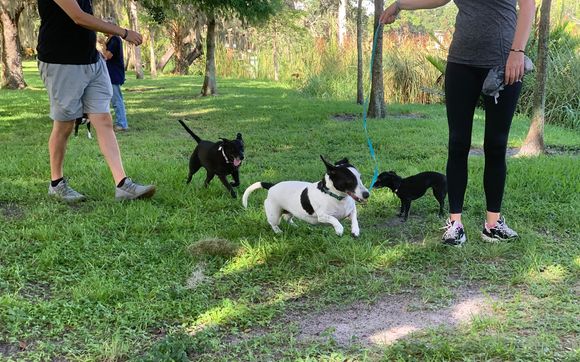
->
[38,57,113,121]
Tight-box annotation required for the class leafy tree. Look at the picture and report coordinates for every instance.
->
[519,0,552,156]
[0,0,34,89]
[368,0,385,118]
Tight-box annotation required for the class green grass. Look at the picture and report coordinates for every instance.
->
[0,62,579,361]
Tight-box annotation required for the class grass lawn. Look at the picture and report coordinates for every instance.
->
[1,62,579,361]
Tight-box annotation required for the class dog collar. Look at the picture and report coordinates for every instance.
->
[317,181,345,201]
[218,146,230,164]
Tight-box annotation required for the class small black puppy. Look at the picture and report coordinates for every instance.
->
[178,119,244,198]
[74,114,91,139]
[374,171,447,221]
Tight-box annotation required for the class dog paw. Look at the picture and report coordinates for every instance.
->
[351,232,360,238]
[272,226,283,234]
[335,226,344,236]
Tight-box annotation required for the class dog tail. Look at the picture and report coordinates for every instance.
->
[178,119,202,143]
[242,182,275,208]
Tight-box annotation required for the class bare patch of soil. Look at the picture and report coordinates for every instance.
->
[185,262,211,289]
[331,112,427,122]
[287,286,494,346]
[470,146,579,157]
[0,342,19,357]
[19,281,52,302]
[0,201,24,220]
[331,113,359,122]
[390,112,427,120]
[124,87,162,93]
[469,147,520,157]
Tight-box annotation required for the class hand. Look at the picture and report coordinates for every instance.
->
[380,2,400,24]
[504,51,525,85]
[123,29,142,46]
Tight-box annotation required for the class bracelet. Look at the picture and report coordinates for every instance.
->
[121,28,128,40]
[510,48,525,53]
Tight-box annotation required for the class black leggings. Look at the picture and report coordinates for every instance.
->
[445,62,522,214]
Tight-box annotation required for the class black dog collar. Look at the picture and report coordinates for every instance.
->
[317,181,345,201]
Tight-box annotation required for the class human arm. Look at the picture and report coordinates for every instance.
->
[53,0,142,46]
[505,0,535,85]
[380,0,452,24]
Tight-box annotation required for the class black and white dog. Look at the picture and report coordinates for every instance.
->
[178,120,244,198]
[74,114,92,139]
[374,171,447,221]
[242,156,369,237]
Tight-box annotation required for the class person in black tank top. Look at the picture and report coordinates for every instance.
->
[380,0,534,246]
[37,0,156,202]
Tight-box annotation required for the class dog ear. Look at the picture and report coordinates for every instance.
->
[320,155,336,172]
[236,133,242,140]
[334,158,349,166]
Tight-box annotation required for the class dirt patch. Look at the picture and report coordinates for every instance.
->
[0,342,18,357]
[390,112,427,120]
[470,146,580,157]
[288,286,494,346]
[124,86,162,93]
[546,145,580,156]
[331,112,427,122]
[188,238,240,258]
[0,202,25,220]
[185,263,210,289]
[469,147,520,157]
[19,281,52,302]
[331,113,359,122]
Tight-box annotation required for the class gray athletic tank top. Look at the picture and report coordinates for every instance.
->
[448,0,518,68]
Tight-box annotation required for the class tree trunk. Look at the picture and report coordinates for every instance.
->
[356,0,363,104]
[201,14,217,96]
[158,47,175,72]
[518,0,551,157]
[148,25,157,78]
[127,0,143,79]
[368,0,385,118]
[0,5,26,89]
[124,43,132,71]
[338,0,347,47]
[173,28,187,74]
[157,34,193,73]
[273,26,279,81]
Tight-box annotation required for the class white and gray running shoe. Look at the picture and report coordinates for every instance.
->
[115,178,156,201]
[48,178,86,203]
[481,216,518,242]
[441,219,467,247]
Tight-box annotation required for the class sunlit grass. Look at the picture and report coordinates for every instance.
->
[0,61,578,361]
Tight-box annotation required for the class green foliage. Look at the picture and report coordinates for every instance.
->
[142,0,281,23]
[518,21,580,129]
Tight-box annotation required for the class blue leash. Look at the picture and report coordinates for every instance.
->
[363,23,383,191]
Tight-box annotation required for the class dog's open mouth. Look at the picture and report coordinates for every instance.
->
[347,191,366,203]
[233,158,242,167]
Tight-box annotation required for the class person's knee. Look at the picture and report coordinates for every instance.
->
[483,138,508,158]
[448,136,471,156]
[88,113,112,124]
[52,121,75,137]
